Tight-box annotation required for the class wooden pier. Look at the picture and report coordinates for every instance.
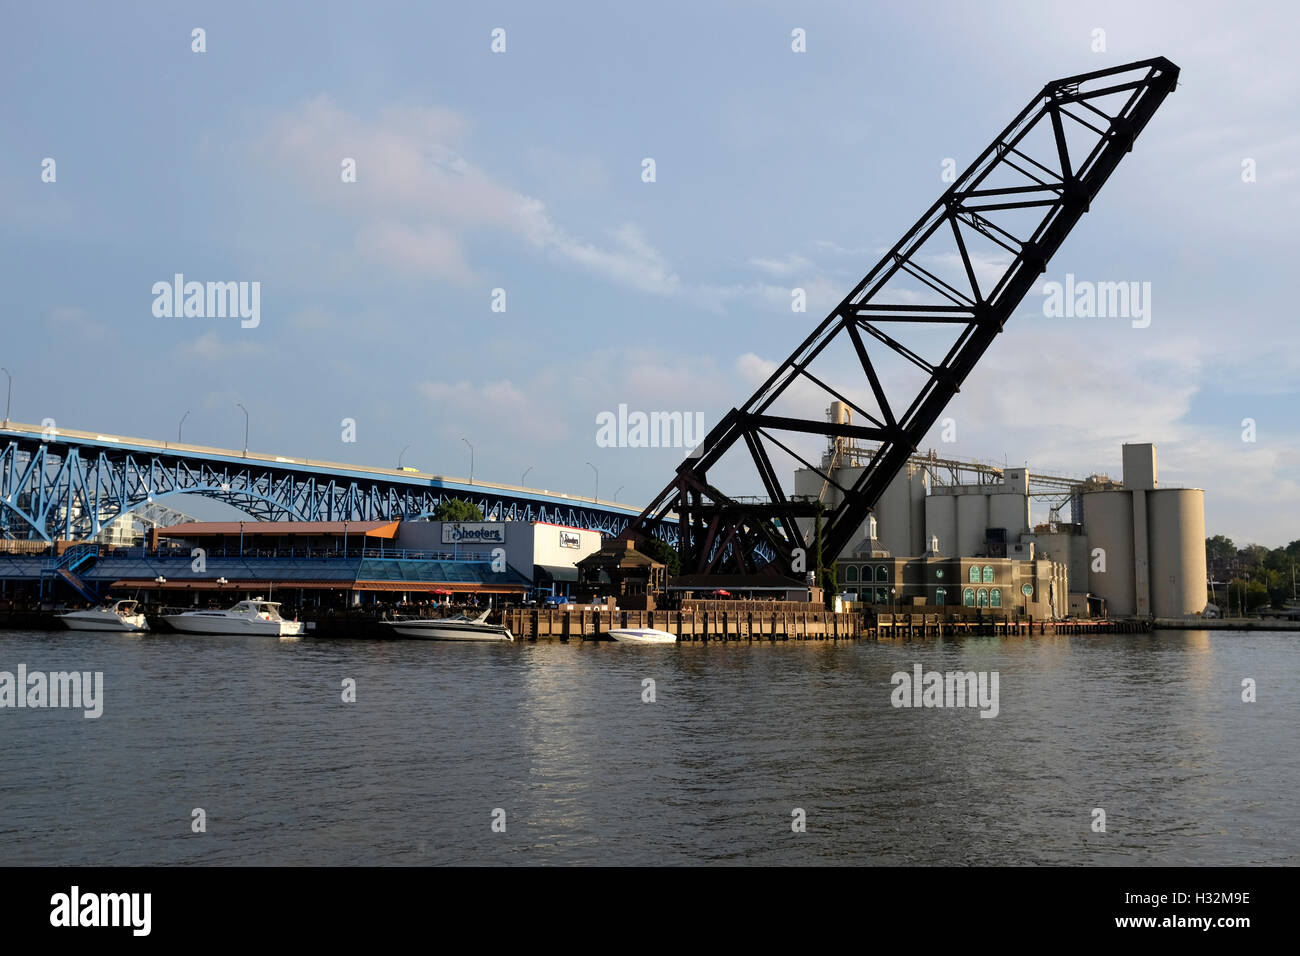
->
[503,607,1150,642]
[506,606,865,642]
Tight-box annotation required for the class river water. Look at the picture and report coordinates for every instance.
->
[0,627,1295,865]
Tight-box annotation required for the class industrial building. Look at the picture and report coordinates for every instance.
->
[836,519,1068,618]
[795,403,1208,619]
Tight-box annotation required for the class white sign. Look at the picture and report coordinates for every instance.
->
[559,530,581,549]
[442,523,505,545]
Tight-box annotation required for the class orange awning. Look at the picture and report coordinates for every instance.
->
[156,520,400,539]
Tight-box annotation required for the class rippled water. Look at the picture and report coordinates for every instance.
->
[0,627,1296,865]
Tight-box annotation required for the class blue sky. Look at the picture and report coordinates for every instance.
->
[1,1,1296,546]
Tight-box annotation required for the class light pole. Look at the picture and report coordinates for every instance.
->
[614,485,624,502]
[521,465,533,487]
[236,402,249,456]
[891,586,897,615]
[343,521,349,557]
[1,367,10,426]
[239,521,245,557]
[462,438,474,485]
[154,575,166,602]
[398,445,410,469]
[586,461,598,502]
[178,409,190,443]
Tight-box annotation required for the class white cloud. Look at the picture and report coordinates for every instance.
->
[748,253,814,277]
[45,306,108,342]
[176,332,266,362]
[354,221,472,282]
[259,96,677,293]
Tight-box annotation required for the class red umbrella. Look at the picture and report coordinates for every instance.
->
[712,589,731,597]
[431,588,453,595]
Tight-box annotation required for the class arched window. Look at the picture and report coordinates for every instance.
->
[969,565,980,583]
[877,566,889,582]
[991,588,1001,607]
[982,565,994,583]
[877,588,889,604]
[845,566,858,583]
[963,588,975,606]
[977,588,989,607]
[936,588,947,605]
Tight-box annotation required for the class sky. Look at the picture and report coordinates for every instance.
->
[1,0,1296,547]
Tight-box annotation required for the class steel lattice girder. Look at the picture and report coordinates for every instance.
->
[628,57,1179,577]
[0,434,642,542]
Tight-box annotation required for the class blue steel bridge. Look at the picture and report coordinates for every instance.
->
[0,421,644,543]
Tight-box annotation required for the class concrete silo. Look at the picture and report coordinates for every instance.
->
[925,494,957,558]
[1147,488,1207,617]
[956,492,989,557]
[1083,490,1136,617]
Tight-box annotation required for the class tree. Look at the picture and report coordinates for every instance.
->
[1205,534,1235,565]
[432,498,483,522]
[639,536,681,576]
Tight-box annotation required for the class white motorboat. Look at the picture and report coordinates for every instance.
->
[382,609,513,642]
[57,600,149,633]
[162,598,305,637]
[608,627,677,645]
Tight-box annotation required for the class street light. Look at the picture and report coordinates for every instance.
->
[343,521,349,557]
[614,485,624,502]
[236,402,249,456]
[462,438,474,485]
[1,367,11,426]
[521,465,533,487]
[178,409,190,443]
[586,461,598,502]
[154,575,166,601]
[398,444,410,469]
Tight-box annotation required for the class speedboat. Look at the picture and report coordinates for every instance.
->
[608,627,677,644]
[162,598,305,637]
[382,608,513,642]
[57,600,149,632]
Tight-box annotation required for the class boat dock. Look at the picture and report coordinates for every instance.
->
[503,606,1150,642]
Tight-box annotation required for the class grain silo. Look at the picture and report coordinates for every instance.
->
[1083,490,1136,616]
[1147,488,1207,617]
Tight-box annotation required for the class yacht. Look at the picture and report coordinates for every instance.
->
[608,627,677,645]
[383,608,513,642]
[57,600,149,633]
[162,598,305,637]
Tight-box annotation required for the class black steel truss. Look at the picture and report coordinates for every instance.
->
[628,57,1179,577]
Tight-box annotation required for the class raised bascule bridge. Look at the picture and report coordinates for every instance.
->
[623,57,1180,582]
